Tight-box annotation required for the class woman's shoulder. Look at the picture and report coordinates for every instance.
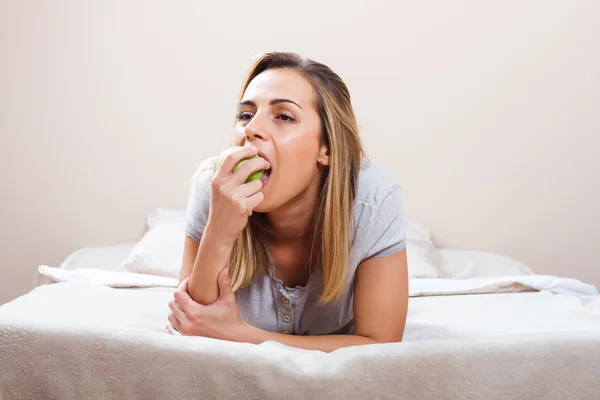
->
[185,157,216,242]
[351,160,408,260]
[355,160,403,205]
[190,157,216,190]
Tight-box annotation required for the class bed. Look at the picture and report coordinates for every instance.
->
[1,211,599,400]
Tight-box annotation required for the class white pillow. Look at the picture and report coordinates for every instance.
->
[429,248,535,279]
[121,221,186,278]
[401,221,439,279]
[60,242,137,273]
[129,214,439,279]
[146,208,185,229]
[406,220,433,245]
[406,239,439,279]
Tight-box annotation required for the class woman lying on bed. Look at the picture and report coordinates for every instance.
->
[166,52,409,352]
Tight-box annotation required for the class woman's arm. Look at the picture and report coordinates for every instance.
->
[180,146,269,305]
[179,237,199,284]
[180,230,234,306]
[243,250,409,352]
[244,328,377,352]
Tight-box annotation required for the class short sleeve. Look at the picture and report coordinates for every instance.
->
[363,185,408,260]
[184,166,212,243]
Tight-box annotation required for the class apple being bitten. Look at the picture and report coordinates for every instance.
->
[214,146,264,183]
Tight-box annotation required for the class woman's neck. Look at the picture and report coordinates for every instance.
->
[265,178,321,245]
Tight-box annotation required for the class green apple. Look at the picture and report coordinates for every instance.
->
[214,146,264,183]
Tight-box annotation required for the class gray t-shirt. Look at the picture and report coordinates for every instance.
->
[185,161,407,335]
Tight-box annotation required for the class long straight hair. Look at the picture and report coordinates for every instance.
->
[208,52,367,302]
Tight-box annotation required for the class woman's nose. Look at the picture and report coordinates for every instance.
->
[245,116,268,141]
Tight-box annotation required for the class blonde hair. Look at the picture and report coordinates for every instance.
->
[204,52,367,302]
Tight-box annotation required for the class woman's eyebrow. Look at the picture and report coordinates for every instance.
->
[238,98,303,110]
[270,98,303,110]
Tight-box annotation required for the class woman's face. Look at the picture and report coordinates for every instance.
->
[234,68,326,212]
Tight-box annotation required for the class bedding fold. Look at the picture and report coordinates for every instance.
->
[35,265,598,296]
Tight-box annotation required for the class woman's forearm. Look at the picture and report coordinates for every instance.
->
[187,226,233,305]
[244,324,378,352]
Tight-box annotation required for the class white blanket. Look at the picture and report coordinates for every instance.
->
[1,267,599,399]
[34,264,599,296]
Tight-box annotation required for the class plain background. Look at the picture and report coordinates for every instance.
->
[1,1,598,305]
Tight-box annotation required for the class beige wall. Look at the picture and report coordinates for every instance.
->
[1,1,599,304]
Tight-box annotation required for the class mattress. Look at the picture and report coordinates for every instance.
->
[1,264,599,400]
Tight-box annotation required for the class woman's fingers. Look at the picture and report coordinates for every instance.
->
[231,178,263,198]
[230,157,270,186]
[168,313,182,333]
[174,281,195,314]
[246,191,265,212]
[214,147,258,178]
[205,146,269,242]
[227,184,265,216]
[220,176,265,216]
[166,322,181,336]
[168,299,186,322]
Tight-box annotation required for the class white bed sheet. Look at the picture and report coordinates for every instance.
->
[3,245,597,399]
[1,276,599,400]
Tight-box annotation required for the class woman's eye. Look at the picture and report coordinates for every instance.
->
[277,113,296,123]
[236,112,253,121]
[237,112,252,121]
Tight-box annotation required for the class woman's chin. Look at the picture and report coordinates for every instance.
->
[253,200,269,214]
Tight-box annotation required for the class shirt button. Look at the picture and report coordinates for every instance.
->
[282,297,290,304]
[282,315,291,322]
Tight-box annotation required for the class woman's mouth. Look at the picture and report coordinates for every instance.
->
[257,150,272,187]
[261,168,271,186]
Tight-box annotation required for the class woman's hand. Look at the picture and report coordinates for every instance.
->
[206,146,270,245]
[167,267,248,342]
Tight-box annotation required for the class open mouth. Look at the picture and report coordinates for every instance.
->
[261,168,271,186]
[257,150,272,186]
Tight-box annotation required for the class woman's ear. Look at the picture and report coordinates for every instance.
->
[318,145,330,166]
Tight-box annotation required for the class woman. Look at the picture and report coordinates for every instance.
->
[167,52,409,352]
